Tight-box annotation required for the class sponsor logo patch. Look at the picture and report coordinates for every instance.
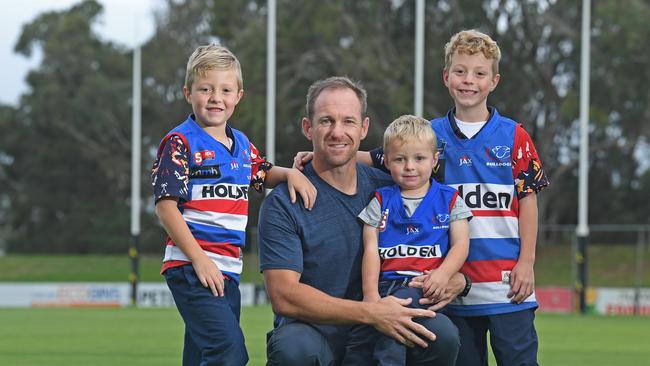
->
[190,165,221,179]
[199,184,248,200]
[502,270,511,285]
[406,224,420,235]
[379,208,389,232]
[456,184,513,210]
[459,154,472,167]
[379,244,441,259]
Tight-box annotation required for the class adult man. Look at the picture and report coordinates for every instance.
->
[258,76,468,365]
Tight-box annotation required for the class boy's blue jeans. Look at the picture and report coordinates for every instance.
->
[164,265,248,366]
[342,279,460,366]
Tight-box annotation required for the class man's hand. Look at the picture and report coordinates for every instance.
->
[508,261,535,304]
[368,296,437,348]
[411,271,466,311]
[192,256,224,297]
[292,151,313,171]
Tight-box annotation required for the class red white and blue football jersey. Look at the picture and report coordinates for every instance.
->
[153,116,269,283]
[374,182,460,281]
[432,108,546,316]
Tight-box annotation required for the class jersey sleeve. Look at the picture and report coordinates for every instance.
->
[358,194,383,228]
[512,125,550,199]
[369,146,389,173]
[449,193,473,222]
[249,141,273,193]
[151,135,190,203]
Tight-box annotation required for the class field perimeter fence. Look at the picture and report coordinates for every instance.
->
[539,224,650,315]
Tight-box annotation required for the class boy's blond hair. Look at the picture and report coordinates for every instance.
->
[383,115,437,154]
[444,29,501,74]
[185,44,243,90]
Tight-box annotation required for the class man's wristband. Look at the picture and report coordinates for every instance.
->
[459,273,472,297]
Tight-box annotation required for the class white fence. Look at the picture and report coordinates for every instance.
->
[0,282,268,308]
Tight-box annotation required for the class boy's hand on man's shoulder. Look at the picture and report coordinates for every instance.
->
[292,151,313,171]
[286,168,317,210]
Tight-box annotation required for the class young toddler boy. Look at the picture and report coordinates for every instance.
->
[342,115,471,366]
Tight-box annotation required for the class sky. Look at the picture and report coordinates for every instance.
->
[0,0,158,106]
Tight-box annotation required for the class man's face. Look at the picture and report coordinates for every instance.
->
[302,88,369,170]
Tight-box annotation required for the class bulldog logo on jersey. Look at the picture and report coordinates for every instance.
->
[436,213,450,223]
[432,213,450,230]
[242,149,252,163]
[485,145,511,167]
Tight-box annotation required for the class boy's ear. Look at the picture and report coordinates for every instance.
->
[442,69,450,87]
[182,86,192,103]
[490,73,501,91]
[235,89,244,105]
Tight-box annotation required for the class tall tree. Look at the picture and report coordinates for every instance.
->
[6,0,134,252]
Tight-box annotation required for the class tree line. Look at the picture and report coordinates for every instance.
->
[1,0,648,254]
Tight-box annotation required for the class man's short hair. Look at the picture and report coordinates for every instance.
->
[444,29,501,74]
[383,115,437,154]
[185,44,243,90]
[305,76,367,120]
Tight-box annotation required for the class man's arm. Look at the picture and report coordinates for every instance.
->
[508,194,537,303]
[264,269,436,347]
[292,150,374,170]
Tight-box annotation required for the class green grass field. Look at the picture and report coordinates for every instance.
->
[0,247,648,365]
[0,306,649,366]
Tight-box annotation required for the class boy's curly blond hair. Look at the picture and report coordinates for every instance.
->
[444,30,501,74]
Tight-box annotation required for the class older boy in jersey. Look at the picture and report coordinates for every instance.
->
[151,44,316,366]
[341,115,471,366]
[371,30,549,366]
